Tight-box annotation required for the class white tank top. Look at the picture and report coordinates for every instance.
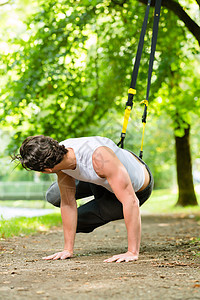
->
[60,136,145,193]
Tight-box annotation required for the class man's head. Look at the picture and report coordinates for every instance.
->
[13,135,68,172]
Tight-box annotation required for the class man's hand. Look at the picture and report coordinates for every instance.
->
[104,251,138,263]
[42,250,73,260]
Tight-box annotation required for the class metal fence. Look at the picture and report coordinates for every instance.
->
[0,181,53,200]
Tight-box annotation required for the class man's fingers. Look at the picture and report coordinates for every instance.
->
[104,255,119,263]
[53,253,61,260]
[104,257,113,263]
[104,252,139,263]
[104,257,130,263]
[42,252,62,260]
[42,250,73,261]
[116,258,125,263]
[61,253,71,260]
[42,253,58,260]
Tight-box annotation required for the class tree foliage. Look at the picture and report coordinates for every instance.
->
[0,0,200,194]
[1,1,199,143]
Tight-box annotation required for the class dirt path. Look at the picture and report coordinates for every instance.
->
[0,214,200,300]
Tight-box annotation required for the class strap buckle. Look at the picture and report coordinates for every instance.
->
[128,88,136,95]
[140,100,149,106]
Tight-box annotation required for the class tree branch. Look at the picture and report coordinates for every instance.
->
[0,1,11,6]
[111,0,127,6]
[195,0,200,8]
[138,0,200,45]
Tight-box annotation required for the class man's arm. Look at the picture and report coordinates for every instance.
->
[92,146,141,263]
[42,171,77,260]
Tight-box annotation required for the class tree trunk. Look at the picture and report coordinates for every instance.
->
[175,127,198,206]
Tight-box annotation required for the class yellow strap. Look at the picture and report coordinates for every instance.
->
[140,122,146,152]
[122,106,132,134]
[140,99,149,106]
[128,88,136,95]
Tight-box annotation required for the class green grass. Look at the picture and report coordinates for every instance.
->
[0,199,84,238]
[0,213,62,238]
[141,189,200,215]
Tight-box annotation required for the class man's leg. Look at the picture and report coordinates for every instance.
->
[46,182,61,207]
[77,172,154,233]
[77,184,124,233]
[46,181,112,233]
[46,179,153,233]
[46,180,93,207]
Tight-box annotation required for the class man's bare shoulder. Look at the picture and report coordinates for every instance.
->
[92,147,120,177]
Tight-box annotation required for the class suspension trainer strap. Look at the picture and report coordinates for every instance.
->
[118,0,151,149]
[139,0,162,159]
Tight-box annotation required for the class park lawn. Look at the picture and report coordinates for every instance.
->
[0,213,62,239]
[0,189,199,239]
[141,189,200,215]
[141,190,200,215]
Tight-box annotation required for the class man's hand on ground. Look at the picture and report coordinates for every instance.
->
[42,250,73,260]
[104,251,138,263]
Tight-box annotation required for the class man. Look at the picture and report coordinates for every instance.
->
[13,135,153,263]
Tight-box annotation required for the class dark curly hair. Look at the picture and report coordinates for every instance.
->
[12,135,68,172]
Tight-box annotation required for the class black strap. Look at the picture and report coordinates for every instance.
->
[117,0,151,149]
[146,0,162,102]
[126,0,151,108]
[118,0,162,151]
[139,0,162,159]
